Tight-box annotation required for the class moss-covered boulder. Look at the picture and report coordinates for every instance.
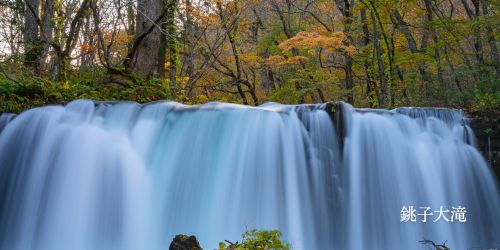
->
[169,234,202,250]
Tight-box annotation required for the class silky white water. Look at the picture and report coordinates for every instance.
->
[0,99,498,249]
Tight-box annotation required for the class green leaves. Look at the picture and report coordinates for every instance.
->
[219,229,290,250]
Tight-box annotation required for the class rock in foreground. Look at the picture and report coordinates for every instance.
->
[169,235,203,250]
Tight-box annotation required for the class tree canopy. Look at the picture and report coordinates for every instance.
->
[0,0,498,112]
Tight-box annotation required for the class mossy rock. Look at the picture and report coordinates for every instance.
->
[169,234,202,250]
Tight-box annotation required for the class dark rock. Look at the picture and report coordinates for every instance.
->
[469,111,500,179]
[325,101,348,149]
[169,234,202,250]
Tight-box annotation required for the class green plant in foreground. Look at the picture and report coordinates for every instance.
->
[219,229,290,250]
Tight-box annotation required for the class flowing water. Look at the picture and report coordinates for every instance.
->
[0,100,498,250]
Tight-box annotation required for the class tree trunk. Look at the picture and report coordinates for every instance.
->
[462,0,484,65]
[126,2,135,36]
[423,0,445,104]
[371,12,387,107]
[80,15,94,70]
[443,45,462,91]
[131,0,163,78]
[39,0,53,72]
[260,50,276,93]
[335,0,355,104]
[52,52,67,81]
[391,9,432,101]
[360,7,378,107]
[166,2,178,99]
[367,0,395,106]
[216,2,249,105]
[184,0,197,97]
[157,16,167,79]
[24,0,41,69]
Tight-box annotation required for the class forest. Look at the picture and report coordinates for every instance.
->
[0,0,498,113]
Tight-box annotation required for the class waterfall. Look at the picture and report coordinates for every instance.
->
[0,99,498,250]
[0,113,15,134]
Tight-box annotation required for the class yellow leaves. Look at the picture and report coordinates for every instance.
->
[393,34,408,51]
[278,31,356,55]
[213,0,238,12]
[353,2,367,13]
[189,6,219,26]
[178,76,190,85]
[101,30,133,46]
[195,94,209,104]
[113,33,134,44]
[265,55,307,68]
[239,53,262,64]
[225,1,238,12]
[343,46,357,55]
[267,55,285,66]
[61,81,71,90]
[80,44,97,53]
[280,56,308,66]
[311,26,330,34]
[249,0,262,5]
[200,15,220,26]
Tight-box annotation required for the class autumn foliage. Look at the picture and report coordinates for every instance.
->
[0,0,498,112]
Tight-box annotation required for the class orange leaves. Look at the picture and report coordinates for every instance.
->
[265,55,308,68]
[343,46,357,55]
[278,31,356,55]
[112,33,134,44]
[189,6,219,26]
[240,53,307,69]
[101,30,133,45]
[80,44,97,53]
[280,56,308,66]
[267,55,285,65]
